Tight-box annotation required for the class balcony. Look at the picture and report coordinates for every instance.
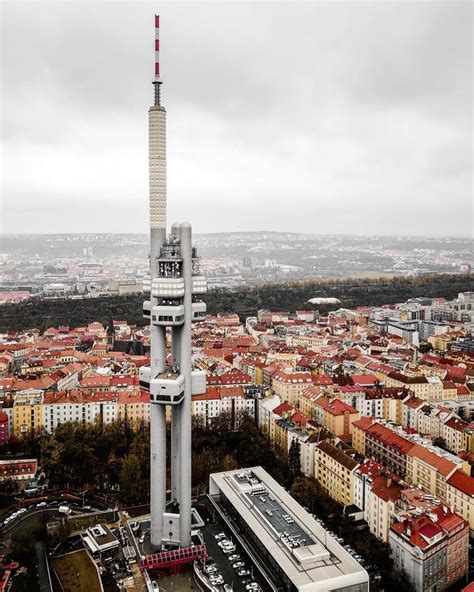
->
[151,304,185,326]
[143,300,151,319]
[152,278,185,298]
[150,367,185,405]
[159,243,182,260]
[191,301,207,322]
[192,276,207,295]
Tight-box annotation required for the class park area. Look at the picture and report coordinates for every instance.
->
[51,550,102,592]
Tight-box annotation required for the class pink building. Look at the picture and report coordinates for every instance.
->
[0,413,9,445]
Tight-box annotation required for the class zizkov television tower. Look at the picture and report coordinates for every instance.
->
[140,14,207,551]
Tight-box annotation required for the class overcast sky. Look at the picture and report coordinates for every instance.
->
[1,1,472,236]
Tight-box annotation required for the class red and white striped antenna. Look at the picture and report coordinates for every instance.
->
[153,14,162,106]
[154,14,160,81]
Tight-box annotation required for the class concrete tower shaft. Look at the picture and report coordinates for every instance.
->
[140,13,207,553]
[149,107,167,233]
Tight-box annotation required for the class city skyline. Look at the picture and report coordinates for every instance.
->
[2,1,472,237]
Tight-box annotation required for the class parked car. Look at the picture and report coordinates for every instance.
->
[232,561,244,569]
[229,554,241,562]
[237,569,250,577]
[222,546,236,554]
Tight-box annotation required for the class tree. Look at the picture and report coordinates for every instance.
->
[39,432,65,483]
[432,436,448,451]
[119,454,144,505]
[288,439,301,478]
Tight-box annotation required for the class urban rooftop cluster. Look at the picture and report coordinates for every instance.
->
[0,291,473,591]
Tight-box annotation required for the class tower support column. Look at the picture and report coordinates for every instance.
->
[150,403,167,548]
[178,223,193,547]
[170,403,181,503]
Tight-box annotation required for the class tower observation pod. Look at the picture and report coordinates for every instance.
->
[139,15,207,552]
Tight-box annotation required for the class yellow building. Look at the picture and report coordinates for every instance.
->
[428,334,453,352]
[320,399,359,441]
[315,441,358,506]
[366,476,401,542]
[406,444,464,501]
[382,395,406,424]
[267,352,299,369]
[446,470,474,535]
[462,426,474,454]
[117,391,150,429]
[254,363,265,386]
[299,386,323,419]
[274,418,292,453]
[351,417,376,455]
[12,393,43,435]
[271,370,313,407]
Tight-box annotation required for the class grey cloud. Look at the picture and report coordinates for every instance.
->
[1,1,472,237]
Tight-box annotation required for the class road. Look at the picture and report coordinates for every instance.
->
[1,508,62,539]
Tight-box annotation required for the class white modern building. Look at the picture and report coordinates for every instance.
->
[209,467,370,592]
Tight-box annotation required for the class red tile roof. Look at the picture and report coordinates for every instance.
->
[370,475,402,503]
[407,444,457,478]
[272,370,313,384]
[351,373,380,386]
[367,423,415,455]
[447,470,474,496]
[323,399,358,416]
[273,402,293,416]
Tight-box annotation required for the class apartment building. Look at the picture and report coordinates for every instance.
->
[271,370,313,407]
[314,441,359,506]
[365,423,415,478]
[313,398,359,440]
[351,416,376,456]
[384,372,443,401]
[42,391,118,433]
[353,458,382,516]
[12,393,44,435]
[406,444,460,501]
[446,470,474,535]
[366,476,401,542]
[441,417,467,453]
[117,390,150,428]
[390,507,469,592]
[192,386,255,428]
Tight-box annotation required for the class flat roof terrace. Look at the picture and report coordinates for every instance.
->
[246,489,312,549]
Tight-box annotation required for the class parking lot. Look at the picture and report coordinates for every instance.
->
[197,498,270,592]
[201,523,267,592]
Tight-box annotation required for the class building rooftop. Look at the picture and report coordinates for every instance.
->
[317,441,359,471]
[209,467,368,592]
[447,469,474,496]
